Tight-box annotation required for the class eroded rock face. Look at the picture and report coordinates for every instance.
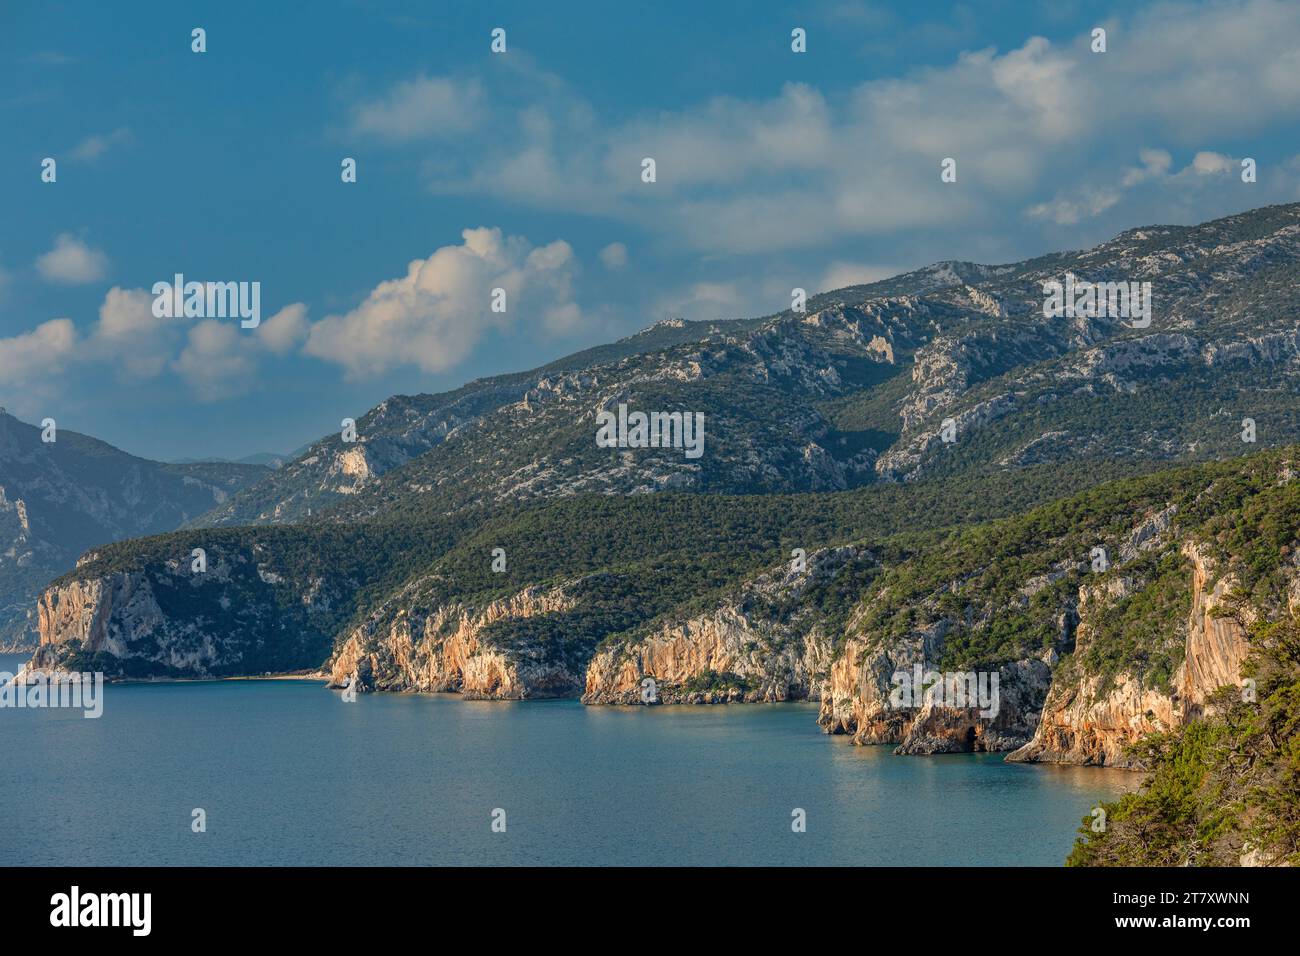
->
[813,516,1261,765]
[582,546,864,705]
[582,610,831,705]
[327,585,582,699]
[1003,670,1179,768]
[1007,541,1250,767]
[0,411,268,648]
[38,575,153,656]
[815,633,1051,754]
[31,570,219,675]
[1178,542,1252,715]
[29,549,344,678]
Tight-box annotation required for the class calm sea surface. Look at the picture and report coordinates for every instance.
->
[0,654,1134,866]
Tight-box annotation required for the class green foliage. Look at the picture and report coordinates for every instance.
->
[1077,549,1190,694]
[677,669,753,695]
[1069,611,1300,866]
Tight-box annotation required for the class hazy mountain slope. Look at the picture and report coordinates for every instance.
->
[0,411,268,647]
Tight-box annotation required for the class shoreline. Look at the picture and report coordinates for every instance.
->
[107,671,329,684]
[0,661,1144,772]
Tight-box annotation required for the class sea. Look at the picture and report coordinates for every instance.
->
[0,654,1134,866]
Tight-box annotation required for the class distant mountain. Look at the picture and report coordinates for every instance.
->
[0,412,269,647]
[191,202,1300,528]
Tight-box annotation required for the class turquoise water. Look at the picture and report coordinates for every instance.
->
[0,654,1133,866]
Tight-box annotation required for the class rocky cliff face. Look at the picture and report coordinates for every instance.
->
[581,547,864,704]
[32,570,191,674]
[29,540,354,678]
[1007,542,1251,766]
[327,584,584,699]
[809,465,1281,764]
[582,612,831,704]
[816,633,1053,754]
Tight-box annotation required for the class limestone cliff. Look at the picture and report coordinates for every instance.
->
[1007,541,1251,766]
[581,547,865,704]
[816,626,1052,753]
[29,540,353,678]
[0,410,268,648]
[327,583,584,699]
[582,612,830,704]
[811,483,1270,763]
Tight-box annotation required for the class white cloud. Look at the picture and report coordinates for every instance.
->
[349,75,483,143]
[1028,146,1254,226]
[303,228,581,379]
[1192,151,1234,175]
[36,234,108,284]
[257,302,310,355]
[396,0,1300,255]
[0,319,77,387]
[69,127,132,162]
[1121,148,1174,187]
[1026,187,1121,226]
[174,321,256,400]
[173,303,311,400]
[598,242,628,270]
[91,286,178,379]
[4,229,577,399]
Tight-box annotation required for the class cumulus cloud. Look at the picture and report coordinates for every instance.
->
[173,304,311,400]
[304,227,580,379]
[1029,146,1255,226]
[36,234,108,284]
[91,286,177,379]
[1026,187,1122,226]
[77,286,309,397]
[173,321,256,400]
[257,302,310,355]
[349,75,483,142]
[4,227,574,400]
[0,319,77,387]
[1192,151,1235,175]
[1121,148,1174,187]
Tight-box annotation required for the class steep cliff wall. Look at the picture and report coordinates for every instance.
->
[30,539,357,678]
[582,546,868,704]
[583,610,831,704]
[816,632,1052,753]
[1008,541,1250,766]
[811,475,1273,763]
[327,584,583,699]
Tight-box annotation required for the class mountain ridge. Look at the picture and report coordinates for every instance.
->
[187,201,1300,528]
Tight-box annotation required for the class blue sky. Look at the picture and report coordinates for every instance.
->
[2,0,1299,460]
